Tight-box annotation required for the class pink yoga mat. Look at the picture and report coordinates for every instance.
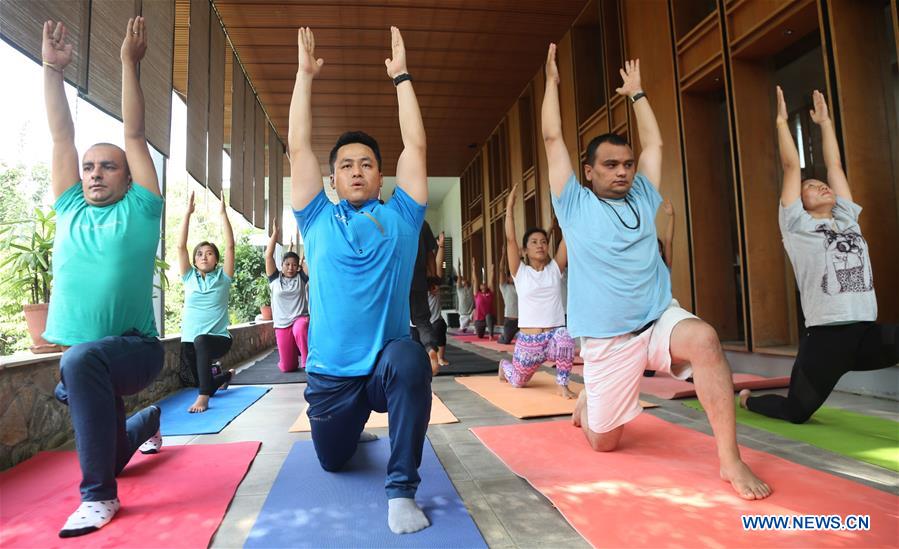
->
[0,442,260,548]
[473,417,898,547]
[640,372,791,399]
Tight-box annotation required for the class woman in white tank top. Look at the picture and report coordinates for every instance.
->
[498,183,576,399]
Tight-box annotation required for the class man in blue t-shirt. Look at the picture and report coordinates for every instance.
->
[42,17,166,537]
[541,45,770,500]
[289,27,432,535]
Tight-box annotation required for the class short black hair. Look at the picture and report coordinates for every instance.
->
[329,131,382,174]
[522,227,549,249]
[282,251,300,263]
[584,133,630,166]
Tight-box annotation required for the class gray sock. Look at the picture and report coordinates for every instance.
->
[358,431,378,443]
[387,497,430,534]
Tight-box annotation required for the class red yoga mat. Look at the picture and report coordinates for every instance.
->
[640,372,791,399]
[473,417,898,548]
[0,442,260,548]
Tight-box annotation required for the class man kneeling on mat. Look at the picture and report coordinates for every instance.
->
[289,27,432,534]
[740,88,899,422]
[542,45,770,500]
[42,17,166,536]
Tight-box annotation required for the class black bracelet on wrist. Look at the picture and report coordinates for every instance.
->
[393,73,412,86]
[630,91,647,104]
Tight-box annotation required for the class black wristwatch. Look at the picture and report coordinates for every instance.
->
[630,91,647,104]
[393,73,412,86]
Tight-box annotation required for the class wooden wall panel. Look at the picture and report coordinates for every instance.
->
[681,92,742,341]
[141,0,174,157]
[533,69,554,230]
[826,0,899,322]
[730,59,791,347]
[557,32,581,181]
[621,0,692,309]
[229,59,245,214]
[85,0,140,119]
[185,0,209,185]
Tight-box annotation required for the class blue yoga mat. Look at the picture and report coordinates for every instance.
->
[245,438,486,548]
[156,386,270,436]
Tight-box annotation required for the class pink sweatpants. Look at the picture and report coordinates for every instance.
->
[274,316,310,372]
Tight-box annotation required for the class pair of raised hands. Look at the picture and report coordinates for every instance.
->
[42,17,147,71]
[297,26,408,80]
[545,43,643,98]
[776,86,830,125]
[186,191,228,216]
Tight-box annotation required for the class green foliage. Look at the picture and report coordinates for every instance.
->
[230,236,268,323]
[0,207,55,305]
[0,162,52,354]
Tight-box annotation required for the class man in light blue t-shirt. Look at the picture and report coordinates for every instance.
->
[541,45,770,500]
[289,27,432,535]
[42,17,166,537]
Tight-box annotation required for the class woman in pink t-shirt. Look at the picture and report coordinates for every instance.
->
[470,257,495,340]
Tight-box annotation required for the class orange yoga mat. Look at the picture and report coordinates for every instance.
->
[639,372,791,400]
[472,417,898,548]
[455,371,656,419]
[288,393,458,432]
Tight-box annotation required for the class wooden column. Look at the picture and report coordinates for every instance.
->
[825,0,899,322]
[621,0,692,308]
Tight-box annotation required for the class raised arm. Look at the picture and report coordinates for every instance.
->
[42,21,79,199]
[470,257,480,291]
[435,231,445,279]
[289,28,325,211]
[121,17,160,196]
[542,44,574,198]
[456,258,464,287]
[504,182,522,277]
[386,27,427,205]
[617,59,662,187]
[776,86,801,207]
[810,90,851,201]
[662,199,674,269]
[178,192,195,277]
[221,197,235,278]
[555,238,568,273]
[265,220,279,278]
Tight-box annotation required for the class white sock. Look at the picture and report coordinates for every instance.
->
[59,499,120,538]
[139,429,163,454]
[358,431,379,443]
[387,497,430,534]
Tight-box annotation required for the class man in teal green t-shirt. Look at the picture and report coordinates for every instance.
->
[42,17,165,538]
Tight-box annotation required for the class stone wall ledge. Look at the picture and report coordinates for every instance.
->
[0,321,275,470]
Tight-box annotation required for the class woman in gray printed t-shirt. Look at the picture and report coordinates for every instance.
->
[740,88,898,423]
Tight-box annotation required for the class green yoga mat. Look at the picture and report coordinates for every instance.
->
[683,399,899,472]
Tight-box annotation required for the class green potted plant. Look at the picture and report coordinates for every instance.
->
[253,277,273,321]
[0,207,58,352]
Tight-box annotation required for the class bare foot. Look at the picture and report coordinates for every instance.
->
[188,395,209,413]
[428,349,439,376]
[558,385,576,399]
[498,363,507,382]
[572,389,586,427]
[739,389,751,409]
[720,459,772,500]
[439,359,450,367]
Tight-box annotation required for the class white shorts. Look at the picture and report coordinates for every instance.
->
[581,300,697,433]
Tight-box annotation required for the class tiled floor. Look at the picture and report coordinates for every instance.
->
[161,340,897,548]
